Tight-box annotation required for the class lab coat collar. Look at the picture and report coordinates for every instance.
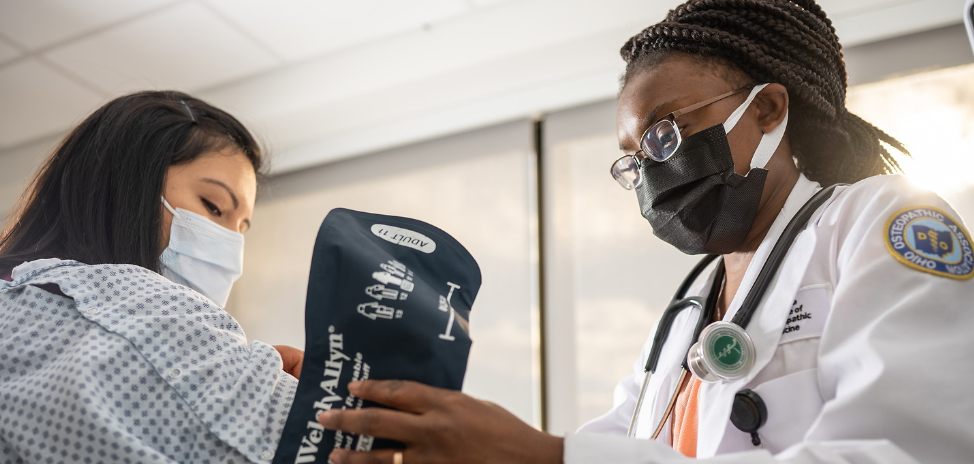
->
[722,173,820,322]
[697,173,822,456]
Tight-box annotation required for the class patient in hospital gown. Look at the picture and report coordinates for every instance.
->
[0,258,296,463]
[0,90,297,463]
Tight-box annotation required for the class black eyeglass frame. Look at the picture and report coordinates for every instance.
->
[610,84,756,190]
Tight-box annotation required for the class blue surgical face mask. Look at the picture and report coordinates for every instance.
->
[159,197,244,307]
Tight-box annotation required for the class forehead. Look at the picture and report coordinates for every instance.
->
[617,56,739,144]
[169,148,257,204]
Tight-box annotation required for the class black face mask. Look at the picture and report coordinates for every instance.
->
[635,123,768,255]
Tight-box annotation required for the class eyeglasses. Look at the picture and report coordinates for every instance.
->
[610,85,755,190]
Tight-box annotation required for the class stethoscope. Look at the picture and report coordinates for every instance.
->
[627,184,840,443]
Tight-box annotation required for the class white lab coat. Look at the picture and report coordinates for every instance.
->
[566,174,974,463]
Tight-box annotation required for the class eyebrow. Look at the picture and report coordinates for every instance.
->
[200,178,239,209]
[644,101,673,130]
[199,178,251,230]
[619,100,673,150]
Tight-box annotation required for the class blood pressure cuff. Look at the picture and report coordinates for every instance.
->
[273,208,481,464]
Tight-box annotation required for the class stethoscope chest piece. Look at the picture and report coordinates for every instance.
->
[687,321,756,382]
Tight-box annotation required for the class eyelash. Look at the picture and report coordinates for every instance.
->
[201,198,222,216]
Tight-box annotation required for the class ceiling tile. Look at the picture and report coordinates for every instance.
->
[0,36,22,65]
[468,0,520,7]
[0,0,176,50]
[42,2,280,95]
[205,0,469,62]
[0,59,104,148]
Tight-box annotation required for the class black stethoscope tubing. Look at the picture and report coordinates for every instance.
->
[642,253,723,377]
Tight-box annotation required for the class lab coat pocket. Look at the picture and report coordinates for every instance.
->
[751,368,823,453]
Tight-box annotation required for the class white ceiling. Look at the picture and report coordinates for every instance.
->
[0,0,967,180]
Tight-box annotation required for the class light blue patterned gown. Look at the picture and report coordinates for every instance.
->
[0,258,297,463]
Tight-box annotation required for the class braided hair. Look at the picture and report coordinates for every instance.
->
[621,0,909,186]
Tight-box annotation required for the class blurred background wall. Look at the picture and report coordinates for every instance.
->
[1,0,972,434]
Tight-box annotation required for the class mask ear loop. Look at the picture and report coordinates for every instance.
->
[723,84,767,133]
[718,84,789,171]
[161,196,180,218]
[749,110,788,170]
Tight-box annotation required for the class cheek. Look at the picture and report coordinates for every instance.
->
[730,144,751,175]
[727,124,763,175]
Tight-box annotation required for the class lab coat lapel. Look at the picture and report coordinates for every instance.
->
[637,307,698,440]
[697,175,821,457]
[636,263,724,440]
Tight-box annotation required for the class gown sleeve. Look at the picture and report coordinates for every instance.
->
[0,263,298,463]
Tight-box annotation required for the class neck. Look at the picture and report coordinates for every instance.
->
[717,167,800,318]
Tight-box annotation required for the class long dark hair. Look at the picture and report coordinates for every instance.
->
[620,0,909,186]
[0,90,264,273]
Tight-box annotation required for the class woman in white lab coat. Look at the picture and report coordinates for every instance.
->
[317,1,974,463]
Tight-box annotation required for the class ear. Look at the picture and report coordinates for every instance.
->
[754,83,789,133]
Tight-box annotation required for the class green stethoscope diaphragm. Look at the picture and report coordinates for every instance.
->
[687,321,756,382]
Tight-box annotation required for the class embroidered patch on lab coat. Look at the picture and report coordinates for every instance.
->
[781,285,830,343]
[885,206,974,280]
